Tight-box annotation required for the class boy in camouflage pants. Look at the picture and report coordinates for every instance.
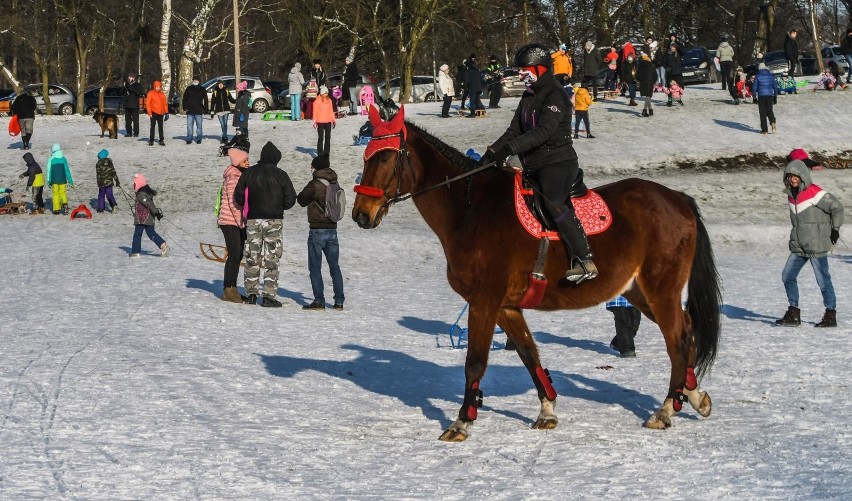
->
[233,141,297,307]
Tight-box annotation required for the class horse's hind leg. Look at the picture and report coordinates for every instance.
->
[496,306,558,430]
[682,312,712,418]
[644,295,691,430]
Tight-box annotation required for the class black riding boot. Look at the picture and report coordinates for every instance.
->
[555,210,597,283]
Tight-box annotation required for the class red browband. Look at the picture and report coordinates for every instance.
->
[354,184,385,198]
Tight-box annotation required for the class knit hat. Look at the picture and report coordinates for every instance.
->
[319,85,329,95]
[97,149,109,160]
[311,155,330,170]
[440,64,449,72]
[133,173,148,192]
[228,148,249,167]
[236,81,247,92]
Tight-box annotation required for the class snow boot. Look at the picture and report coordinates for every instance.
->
[628,99,638,106]
[221,287,244,304]
[244,293,258,305]
[771,122,777,134]
[160,242,170,257]
[261,296,283,308]
[641,109,649,117]
[586,133,595,139]
[814,309,837,328]
[774,306,801,326]
[302,301,326,310]
[649,108,654,116]
[573,133,580,139]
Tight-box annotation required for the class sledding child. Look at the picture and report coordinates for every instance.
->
[19,152,46,214]
[313,85,335,157]
[776,72,797,95]
[95,149,120,213]
[664,79,684,106]
[130,173,169,258]
[46,143,73,215]
[736,73,753,102]
[573,84,594,139]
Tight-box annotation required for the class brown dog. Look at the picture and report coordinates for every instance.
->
[93,111,119,139]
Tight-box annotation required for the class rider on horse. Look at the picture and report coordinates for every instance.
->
[481,42,598,283]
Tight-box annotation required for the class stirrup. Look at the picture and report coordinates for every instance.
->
[565,259,598,284]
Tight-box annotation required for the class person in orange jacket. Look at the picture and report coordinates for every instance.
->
[312,85,336,156]
[145,81,169,146]
[551,43,573,86]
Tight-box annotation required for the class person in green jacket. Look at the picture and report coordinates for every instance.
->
[775,160,844,327]
[46,143,73,214]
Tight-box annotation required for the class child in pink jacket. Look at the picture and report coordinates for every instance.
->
[665,80,684,106]
[216,148,250,302]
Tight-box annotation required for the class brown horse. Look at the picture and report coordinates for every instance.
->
[352,105,721,442]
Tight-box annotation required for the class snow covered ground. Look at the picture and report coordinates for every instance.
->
[2,84,851,499]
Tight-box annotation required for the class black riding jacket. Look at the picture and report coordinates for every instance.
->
[490,73,576,173]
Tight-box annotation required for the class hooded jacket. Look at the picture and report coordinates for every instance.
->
[716,42,735,62]
[289,63,306,94]
[490,70,576,172]
[134,185,159,226]
[297,166,339,229]
[783,160,844,258]
[46,144,73,186]
[21,152,44,188]
[581,45,599,76]
[146,81,169,116]
[232,90,251,126]
[233,142,296,220]
[217,164,246,228]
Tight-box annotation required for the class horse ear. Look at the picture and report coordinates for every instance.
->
[390,104,405,127]
[368,104,382,126]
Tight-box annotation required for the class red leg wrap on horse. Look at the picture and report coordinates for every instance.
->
[461,380,483,421]
[685,367,697,391]
[518,274,548,309]
[671,389,686,412]
[534,367,557,401]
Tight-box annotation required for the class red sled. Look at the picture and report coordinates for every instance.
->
[8,115,20,136]
[70,204,92,219]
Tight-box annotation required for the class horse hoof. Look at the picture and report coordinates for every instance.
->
[532,417,558,430]
[438,428,468,442]
[697,392,712,417]
[643,414,671,430]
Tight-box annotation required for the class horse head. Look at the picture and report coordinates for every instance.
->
[352,103,414,229]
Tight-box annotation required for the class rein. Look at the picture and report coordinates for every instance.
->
[355,131,497,208]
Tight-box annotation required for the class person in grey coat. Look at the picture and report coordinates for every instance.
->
[288,62,306,121]
[232,81,251,136]
[775,160,844,328]
[716,37,736,96]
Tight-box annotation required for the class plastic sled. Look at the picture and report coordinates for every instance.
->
[262,111,288,121]
[69,204,92,219]
[8,114,20,136]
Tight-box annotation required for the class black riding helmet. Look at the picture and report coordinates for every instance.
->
[513,43,552,72]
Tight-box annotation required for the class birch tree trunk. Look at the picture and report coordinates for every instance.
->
[0,58,22,93]
[159,0,173,100]
[176,0,227,101]
[809,0,825,72]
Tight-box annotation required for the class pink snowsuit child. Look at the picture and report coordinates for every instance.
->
[665,80,684,105]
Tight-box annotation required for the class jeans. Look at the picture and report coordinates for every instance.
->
[307,228,344,305]
[132,224,165,254]
[846,55,852,82]
[656,67,666,87]
[781,253,836,310]
[217,114,229,138]
[186,114,202,142]
[290,93,301,121]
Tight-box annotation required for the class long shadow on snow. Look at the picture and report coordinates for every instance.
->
[713,119,758,132]
[534,331,614,355]
[258,344,659,428]
[722,303,777,324]
[184,278,309,304]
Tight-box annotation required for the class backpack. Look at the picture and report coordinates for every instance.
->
[316,178,346,223]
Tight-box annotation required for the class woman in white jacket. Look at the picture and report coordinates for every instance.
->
[438,64,455,118]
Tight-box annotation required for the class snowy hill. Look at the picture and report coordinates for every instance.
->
[1,84,851,499]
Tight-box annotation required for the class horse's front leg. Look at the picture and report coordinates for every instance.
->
[439,298,500,442]
[496,306,558,430]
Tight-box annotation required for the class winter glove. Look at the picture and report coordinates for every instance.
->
[831,229,839,245]
[164,113,170,121]
[490,145,512,167]
[155,209,163,221]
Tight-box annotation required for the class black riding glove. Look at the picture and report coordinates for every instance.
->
[490,146,512,167]
[831,229,839,245]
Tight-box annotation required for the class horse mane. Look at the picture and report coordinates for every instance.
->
[403,120,477,172]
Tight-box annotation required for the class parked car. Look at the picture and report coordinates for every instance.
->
[799,54,818,76]
[0,92,13,116]
[200,76,274,113]
[83,86,127,115]
[264,80,288,109]
[377,75,437,103]
[681,47,713,84]
[25,83,76,115]
[821,45,850,75]
[497,68,526,97]
[761,50,790,76]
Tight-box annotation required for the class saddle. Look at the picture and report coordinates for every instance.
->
[514,169,611,240]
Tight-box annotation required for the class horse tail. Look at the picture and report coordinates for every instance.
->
[683,194,722,380]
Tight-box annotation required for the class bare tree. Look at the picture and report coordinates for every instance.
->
[159,0,174,98]
[174,0,232,99]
